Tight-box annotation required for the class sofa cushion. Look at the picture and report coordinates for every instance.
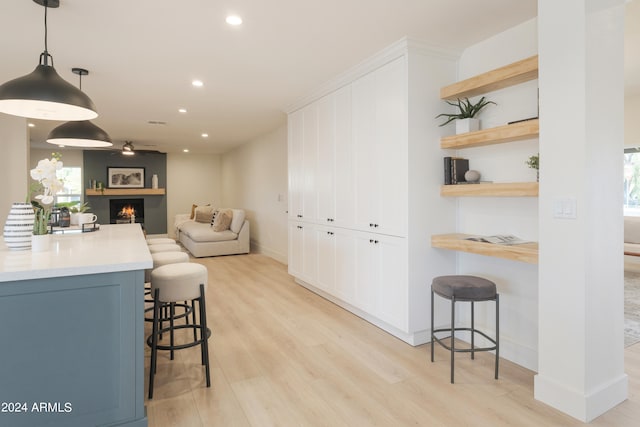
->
[190,203,210,220]
[229,209,246,234]
[180,221,238,242]
[194,205,214,223]
[212,209,232,232]
[625,216,640,243]
[209,209,219,226]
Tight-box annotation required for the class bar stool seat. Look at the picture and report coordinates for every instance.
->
[431,275,499,383]
[148,262,211,399]
[148,243,182,253]
[147,237,176,245]
[145,251,190,282]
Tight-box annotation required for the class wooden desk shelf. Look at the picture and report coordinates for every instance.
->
[86,188,166,196]
[440,55,538,100]
[441,182,538,197]
[441,119,539,150]
[431,233,538,264]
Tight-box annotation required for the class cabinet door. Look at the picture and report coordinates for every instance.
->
[353,232,379,314]
[333,85,355,228]
[288,222,317,285]
[374,57,408,237]
[352,72,379,232]
[288,110,304,220]
[352,57,408,237]
[317,94,335,225]
[316,226,335,293]
[302,104,318,222]
[375,235,408,331]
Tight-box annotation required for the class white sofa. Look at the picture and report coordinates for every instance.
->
[174,208,250,258]
[625,216,640,255]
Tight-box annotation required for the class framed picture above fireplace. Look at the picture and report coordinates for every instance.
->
[107,167,145,188]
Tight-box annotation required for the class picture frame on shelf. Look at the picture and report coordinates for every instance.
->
[107,167,145,188]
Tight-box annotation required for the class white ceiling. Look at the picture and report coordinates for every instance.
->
[0,0,633,155]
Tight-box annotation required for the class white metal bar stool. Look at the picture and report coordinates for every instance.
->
[148,262,211,399]
[430,275,499,384]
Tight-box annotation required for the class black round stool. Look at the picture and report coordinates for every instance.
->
[430,275,499,383]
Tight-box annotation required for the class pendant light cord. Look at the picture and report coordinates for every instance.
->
[40,0,51,66]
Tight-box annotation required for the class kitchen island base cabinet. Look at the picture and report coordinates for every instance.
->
[0,270,148,427]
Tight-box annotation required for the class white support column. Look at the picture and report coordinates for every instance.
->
[535,0,627,421]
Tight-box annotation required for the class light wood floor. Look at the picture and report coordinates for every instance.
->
[144,253,640,426]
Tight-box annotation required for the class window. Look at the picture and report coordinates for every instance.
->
[55,167,82,205]
[625,148,640,216]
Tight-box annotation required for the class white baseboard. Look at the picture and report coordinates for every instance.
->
[251,240,287,264]
[534,372,628,422]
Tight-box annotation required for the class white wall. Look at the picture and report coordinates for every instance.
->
[220,125,288,263]
[166,152,222,237]
[0,114,29,250]
[454,18,540,370]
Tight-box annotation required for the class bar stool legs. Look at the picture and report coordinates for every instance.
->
[430,275,499,384]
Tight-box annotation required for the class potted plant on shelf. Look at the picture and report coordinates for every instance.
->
[526,153,540,182]
[436,96,496,134]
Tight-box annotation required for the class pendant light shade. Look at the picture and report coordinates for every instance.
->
[47,120,112,147]
[122,141,135,155]
[46,68,112,147]
[0,0,98,121]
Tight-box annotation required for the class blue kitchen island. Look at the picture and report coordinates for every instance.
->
[0,224,152,427]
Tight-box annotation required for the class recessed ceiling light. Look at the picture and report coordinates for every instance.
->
[192,80,203,87]
[58,144,65,148]
[183,149,189,153]
[28,123,35,128]
[201,133,209,138]
[178,108,187,113]
[226,15,242,26]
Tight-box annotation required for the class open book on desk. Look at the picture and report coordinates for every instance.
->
[465,234,532,245]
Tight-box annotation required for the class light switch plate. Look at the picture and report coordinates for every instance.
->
[553,197,577,219]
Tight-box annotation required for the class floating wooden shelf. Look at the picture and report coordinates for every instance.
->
[441,182,538,197]
[86,188,166,196]
[431,233,538,264]
[441,119,539,149]
[440,55,538,100]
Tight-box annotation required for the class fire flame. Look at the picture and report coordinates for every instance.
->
[118,205,136,218]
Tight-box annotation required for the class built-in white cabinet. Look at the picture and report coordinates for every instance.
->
[287,38,457,345]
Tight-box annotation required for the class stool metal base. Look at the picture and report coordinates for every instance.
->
[431,289,499,383]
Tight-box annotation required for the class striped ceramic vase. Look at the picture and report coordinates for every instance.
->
[3,202,35,251]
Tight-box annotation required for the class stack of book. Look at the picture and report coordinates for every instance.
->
[443,157,469,185]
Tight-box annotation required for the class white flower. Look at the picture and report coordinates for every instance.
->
[30,154,64,207]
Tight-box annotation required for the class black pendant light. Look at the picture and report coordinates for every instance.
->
[47,68,112,147]
[0,0,98,121]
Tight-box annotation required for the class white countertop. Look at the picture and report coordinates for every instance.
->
[0,224,153,282]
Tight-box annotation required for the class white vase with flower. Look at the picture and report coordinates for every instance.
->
[28,153,65,251]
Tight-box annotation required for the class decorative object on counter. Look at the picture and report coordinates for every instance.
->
[436,96,496,134]
[3,202,35,250]
[31,233,51,252]
[464,170,481,183]
[58,206,70,227]
[151,174,159,189]
[66,201,91,225]
[30,153,64,248]
[108,167,144,188]
[78,213,97,226]
[526,153,539,182]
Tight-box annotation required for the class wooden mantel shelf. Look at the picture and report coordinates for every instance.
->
[431,233,538,264]
[86,188,166,196]
[441,182,538,197]
[440,55,538,100]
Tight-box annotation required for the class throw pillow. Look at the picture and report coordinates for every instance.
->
[209,209,219,227]
[190,203,210,220]
[212,209,233,232]
[194,206,214,223]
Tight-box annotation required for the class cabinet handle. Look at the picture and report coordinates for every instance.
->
[369,223,374,227]
[297,226,303,229]
[374,224,379,228]
[369,239,374,243]
[297,214,303,218]
[374,240,379,244]
[327,231,334,235]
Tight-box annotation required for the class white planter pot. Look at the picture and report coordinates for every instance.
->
[3,202,35,251]
[31,234,51,253]
[456,118,480,134]
[70,212,80,226]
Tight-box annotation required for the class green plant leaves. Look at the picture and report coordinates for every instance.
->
[435,96,497,127]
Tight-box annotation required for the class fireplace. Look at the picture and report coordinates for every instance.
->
[109,199,144,224]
